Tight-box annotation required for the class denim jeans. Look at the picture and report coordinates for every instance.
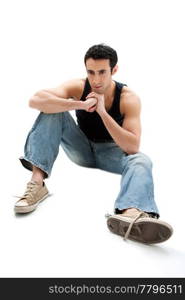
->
[20,112,159,216]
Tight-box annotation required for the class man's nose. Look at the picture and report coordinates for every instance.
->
[93,75,100,85]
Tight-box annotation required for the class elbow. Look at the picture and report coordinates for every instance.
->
[29,90,44,109]
[29,97,50,113]
[29,97,39,109]
[125,143,140,155]
[29,97,35,108]
[126,148,139,155]
[29,94,43,109]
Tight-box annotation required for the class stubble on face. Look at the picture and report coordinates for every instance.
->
[85,58,113,94]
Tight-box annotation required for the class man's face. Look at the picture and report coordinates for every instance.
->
[85,58,115,94]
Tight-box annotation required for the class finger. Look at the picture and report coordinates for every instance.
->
[86,92,95,98]
[87,105,97,112]
[87,97,97,104]
[86,96,96,100]
[86,95,94,99]
[88,108,96,113]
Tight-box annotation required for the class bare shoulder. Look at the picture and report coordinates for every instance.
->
[43,78,85,99]
[120,86,141,115]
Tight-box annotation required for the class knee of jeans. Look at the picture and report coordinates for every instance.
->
[127,152,153,168]
[72,158,95,168]
[66,151,96,168]
[41,112,62,121]
[34,112,63,130]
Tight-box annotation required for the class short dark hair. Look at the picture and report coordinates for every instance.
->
[84,44,118,72]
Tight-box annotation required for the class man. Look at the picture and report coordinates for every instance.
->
[15,44,173,244]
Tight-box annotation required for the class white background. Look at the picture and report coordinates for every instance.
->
[0,0,185,277]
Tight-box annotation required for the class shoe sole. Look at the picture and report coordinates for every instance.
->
[107,215,173,244]
[14,193,49,214]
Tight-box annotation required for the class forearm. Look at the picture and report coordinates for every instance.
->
[99,111,140,154]
[29,91,84,113]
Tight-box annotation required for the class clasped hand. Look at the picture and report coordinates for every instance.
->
[85,92,106,115]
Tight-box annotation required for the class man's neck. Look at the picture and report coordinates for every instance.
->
[104,80,116,102]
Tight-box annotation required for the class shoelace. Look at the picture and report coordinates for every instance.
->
[124,212,149,240]
[105,211,149,241]
[13,182,37,204]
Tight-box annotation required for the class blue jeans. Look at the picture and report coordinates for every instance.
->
[20,112,159,216]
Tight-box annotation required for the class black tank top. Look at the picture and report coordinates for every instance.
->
[75,78,127,141]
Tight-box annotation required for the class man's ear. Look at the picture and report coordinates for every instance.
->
[112,64,118,75]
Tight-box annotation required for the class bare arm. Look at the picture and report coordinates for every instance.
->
[29,79,97,113]
[86,89,141,154]
[100,92,141,154]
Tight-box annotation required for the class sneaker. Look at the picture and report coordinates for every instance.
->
[14,181,49,213]
[106,211,173,244]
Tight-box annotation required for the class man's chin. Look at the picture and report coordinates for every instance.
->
[92,88,104,94]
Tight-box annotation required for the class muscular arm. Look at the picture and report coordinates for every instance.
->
[89,89,141,154]
[101,93,141,154]
[29,79,97,113]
